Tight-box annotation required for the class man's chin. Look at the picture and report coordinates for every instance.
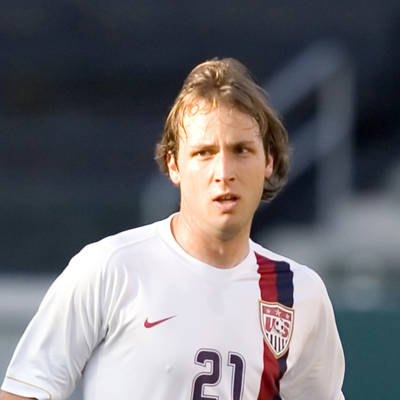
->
[212,217,247,241]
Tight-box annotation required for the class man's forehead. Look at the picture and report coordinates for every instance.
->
[179,102,260,141]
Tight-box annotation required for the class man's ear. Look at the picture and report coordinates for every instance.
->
[264,153,274,179]
[167,151,180,185]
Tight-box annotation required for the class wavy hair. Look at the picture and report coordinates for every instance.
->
[155,58,290,203]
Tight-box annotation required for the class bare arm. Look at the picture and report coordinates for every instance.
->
[0,391,36,400]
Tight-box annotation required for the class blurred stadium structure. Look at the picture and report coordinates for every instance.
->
[258,40,399,311]
[1,1,399,399]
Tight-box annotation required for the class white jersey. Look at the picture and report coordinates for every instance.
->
[2,215,345,400]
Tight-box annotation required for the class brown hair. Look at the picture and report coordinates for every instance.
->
[155,57,290,203]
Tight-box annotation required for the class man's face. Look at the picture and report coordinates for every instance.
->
[167,103,273,240]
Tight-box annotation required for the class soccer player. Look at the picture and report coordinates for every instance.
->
[0,58,345,400]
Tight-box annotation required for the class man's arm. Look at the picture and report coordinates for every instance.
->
[0,391,36,400]
[1,244,110,399]
[280,269,345,399]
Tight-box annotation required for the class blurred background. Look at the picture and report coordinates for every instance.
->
[0,1,399,398]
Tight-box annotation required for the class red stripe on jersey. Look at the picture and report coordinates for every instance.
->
[255,253,281,400]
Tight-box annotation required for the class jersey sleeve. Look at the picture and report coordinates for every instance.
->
[280,268,345,400]
[1,244,111,400]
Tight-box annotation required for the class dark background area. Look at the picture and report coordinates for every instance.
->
[1,0,399,272]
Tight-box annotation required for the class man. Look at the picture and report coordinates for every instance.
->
[1,58,345,399]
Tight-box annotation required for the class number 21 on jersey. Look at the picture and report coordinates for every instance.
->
[191,348,245,400]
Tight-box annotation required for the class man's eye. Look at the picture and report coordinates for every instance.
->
[196,150,211,157]
[236,146,249,154]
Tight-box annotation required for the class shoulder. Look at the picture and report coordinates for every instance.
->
[77,219,163,261]
[60,219,167,285]
[250,240,328,297]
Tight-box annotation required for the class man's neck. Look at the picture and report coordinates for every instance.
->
[170,213,250,269]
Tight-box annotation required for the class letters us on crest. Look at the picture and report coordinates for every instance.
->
[258,300,295,358]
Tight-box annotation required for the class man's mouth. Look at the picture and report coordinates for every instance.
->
[213,193,240,211]
[214,194,239,201]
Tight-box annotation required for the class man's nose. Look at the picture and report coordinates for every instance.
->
[213,152,235,182]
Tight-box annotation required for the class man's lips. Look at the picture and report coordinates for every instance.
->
[212,193,240,202]
[212,193,240,211]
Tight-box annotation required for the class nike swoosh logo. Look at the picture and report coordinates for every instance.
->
[144,315,176,328]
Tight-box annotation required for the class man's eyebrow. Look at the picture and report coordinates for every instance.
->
[189,139,258,148]
[189,143,218,149]
[230,140,258,146]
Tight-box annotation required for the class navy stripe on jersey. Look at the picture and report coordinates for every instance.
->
[255,253,294,400]
[275,260,294,385]
[275,261,294,308]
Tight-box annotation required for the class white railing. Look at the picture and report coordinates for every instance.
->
[265,40,355,223]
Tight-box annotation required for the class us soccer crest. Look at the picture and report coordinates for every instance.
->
[258,300,294,358]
